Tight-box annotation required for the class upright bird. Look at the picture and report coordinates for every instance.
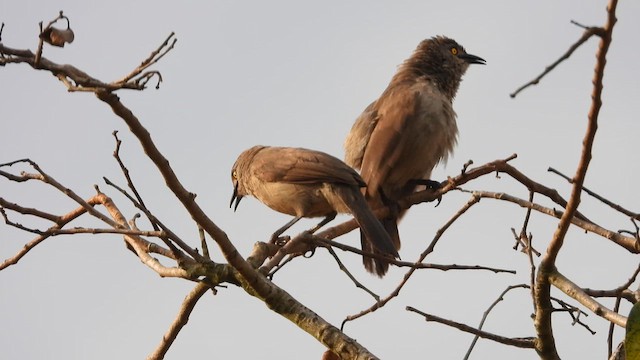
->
[344,36,485,251]
[230,145,400,276]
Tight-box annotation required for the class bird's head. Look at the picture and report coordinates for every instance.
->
[230,145,266,211]
[422,36,485,69]
[402,36,485,99]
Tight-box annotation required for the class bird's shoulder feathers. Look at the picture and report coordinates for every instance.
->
[253,147,365,187]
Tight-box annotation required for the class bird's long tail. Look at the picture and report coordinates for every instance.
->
[334,186,399,277]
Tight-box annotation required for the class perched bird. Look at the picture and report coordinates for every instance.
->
[344,36,485,250]
[230,145,399,276]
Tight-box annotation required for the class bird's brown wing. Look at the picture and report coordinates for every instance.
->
[344,100,378,170]
[359,82,421,196]
[253,147,365,187]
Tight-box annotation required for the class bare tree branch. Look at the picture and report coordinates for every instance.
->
[111,131,160,230]
[549,269,626,327]
[0,30,175,91]
[1,195,99,269]
[468,190,638,253]
[464,284,531,359]
[548,167,640,221]
[113,32,177,88]
[608,297,623,358]
[326,246,380,302]
[147,282,209,360]
[102,176,203,262]
[510,22,605,98]
[534,3,618,357]
[406,306,536,349]
[583,261,640,303]
[0,197,60,222]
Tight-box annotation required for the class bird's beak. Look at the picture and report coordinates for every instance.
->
[230,182,243,211]
[459,53,486,65]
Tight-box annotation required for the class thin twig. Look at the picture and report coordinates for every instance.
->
[583,262,640,303]
[510,23,605,98]
[608,296,622,358]
[312,236,515,273]
[464,284,531,359]
[550,298,595,334]
[266,254,300,279]
[112,131,160,230]
[326,246,380,301]
[113,32,177,86]
[406,306,536,349]
[548,167,639,221]
[0,207,45,234]
[513,191,540,256]
[0,197,59,222]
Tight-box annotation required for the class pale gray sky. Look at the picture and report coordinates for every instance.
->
[1,1,639,359]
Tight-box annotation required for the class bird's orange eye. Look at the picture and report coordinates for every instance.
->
[451,47,458,56]
[232,170,238,179]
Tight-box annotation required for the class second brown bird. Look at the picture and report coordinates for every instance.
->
[231,145,399,276]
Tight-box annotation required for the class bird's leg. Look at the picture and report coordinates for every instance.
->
[270,216,302,245]
[408,179,443,206]
[307,212,337,234]
[409,178,443,190]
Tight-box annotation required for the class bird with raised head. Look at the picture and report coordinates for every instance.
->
[230,145,400,276]
[344,36,485,252]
